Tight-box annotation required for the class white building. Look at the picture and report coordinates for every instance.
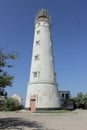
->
[59,91,74,110]
[25,9,60,111]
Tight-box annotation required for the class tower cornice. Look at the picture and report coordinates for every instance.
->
[35,9,51,25]
[29,81,58,86]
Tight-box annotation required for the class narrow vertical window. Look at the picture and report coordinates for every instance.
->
[37,30,40,34]
[36,40,40,45]
[66,93,69,99]
[35,55,39,60]
[33,72,37,77]
[62,93,64,98]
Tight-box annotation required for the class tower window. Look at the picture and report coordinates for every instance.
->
[36,40,40,45]
[33,72,37,77]
[33,71,40,78]
[37,30,40,34]
[35,55,39,60]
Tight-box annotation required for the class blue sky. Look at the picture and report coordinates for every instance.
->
[0,0,87,104]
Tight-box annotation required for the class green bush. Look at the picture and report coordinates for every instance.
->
[3,98,19,111]
[74,92,87,109]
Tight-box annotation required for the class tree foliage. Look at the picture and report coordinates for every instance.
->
[74,92,87,109]
[0,49,17,89]
[2,98,19,111]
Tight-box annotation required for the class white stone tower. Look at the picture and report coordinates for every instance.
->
[25,9,60,111]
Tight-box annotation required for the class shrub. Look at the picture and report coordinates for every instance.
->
[74,92,87,109]
[3,98,19,111]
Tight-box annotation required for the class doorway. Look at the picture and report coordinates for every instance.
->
[30,99,36,112]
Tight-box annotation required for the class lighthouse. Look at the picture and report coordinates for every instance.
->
[25,9,60,111]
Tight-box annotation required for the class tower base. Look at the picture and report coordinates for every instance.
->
[25,83,60,110]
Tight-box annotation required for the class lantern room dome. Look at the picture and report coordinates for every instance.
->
[35,9,50,24]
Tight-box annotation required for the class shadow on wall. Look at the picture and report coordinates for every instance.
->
[0,117,43,129]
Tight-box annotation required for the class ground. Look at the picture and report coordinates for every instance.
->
[0,109,87,130]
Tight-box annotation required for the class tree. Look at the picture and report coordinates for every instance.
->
[74,92,83,108]
[74,92,87,109]
[2,98,19,111]
[0,49,17,90]
[82,93,87,109]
